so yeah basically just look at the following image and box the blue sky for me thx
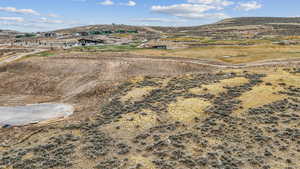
[0,0,299,32]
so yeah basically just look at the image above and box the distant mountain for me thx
[158,17,300,38]
[54,24,161,34]
[214,17,300,27]
[49,17,300,39]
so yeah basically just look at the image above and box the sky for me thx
[0,0,299,32]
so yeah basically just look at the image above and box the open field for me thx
[131,44,300,64]
[0,47,299,169]
[63,39,300,64]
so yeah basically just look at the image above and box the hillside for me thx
[54,24,160,34]
[164,17,300,38]
[214,17,300,27]
[51,17,300,39]
[204,17,300,36]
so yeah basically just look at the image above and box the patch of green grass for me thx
[20,51,55,60]
[35,51,55,57]
[202,39,218,44]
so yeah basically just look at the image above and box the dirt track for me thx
[89,53,300,68]
[0,48,46,66]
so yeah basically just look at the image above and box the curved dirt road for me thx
[0,49,47,66]
[73,53,300,69]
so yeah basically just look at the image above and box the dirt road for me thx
[69,53,300,69]
[0,49,46,66]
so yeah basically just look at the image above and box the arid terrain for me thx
[0,17,300,169]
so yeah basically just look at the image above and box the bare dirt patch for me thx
[0,51,214,121]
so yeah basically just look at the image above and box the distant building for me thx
[44,32,57,38]
[78,39,104,46]
[77,32,89,36]
[140,39,187,49]
[152,45,167,49]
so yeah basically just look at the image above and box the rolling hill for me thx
[184,17,300,37]
[51,17,300,39]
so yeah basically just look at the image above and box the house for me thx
[115,30,126,34]
[102,30,113,34]
[77,32,89,36]
[44,32,57,37]
[127,30,138,34]
[89,30,102,35]
[152,45,167,49]
[78,39,104,46]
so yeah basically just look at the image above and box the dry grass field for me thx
[131,44,300,64]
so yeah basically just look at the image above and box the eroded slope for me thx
[0,65,299,169]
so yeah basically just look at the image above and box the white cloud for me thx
[99,0,114,6]
[0,7,40,15]
[0,15,84,32]
[99,0,136,7]
[177,12,229,19]
[47,13,60,18]
[0,17,24,22]
[38,17,64,24]
[187,0,234,7]
[152,4,217,15]
[236,1,262,11]
[151,4,228,19]
[126,1,136,6]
